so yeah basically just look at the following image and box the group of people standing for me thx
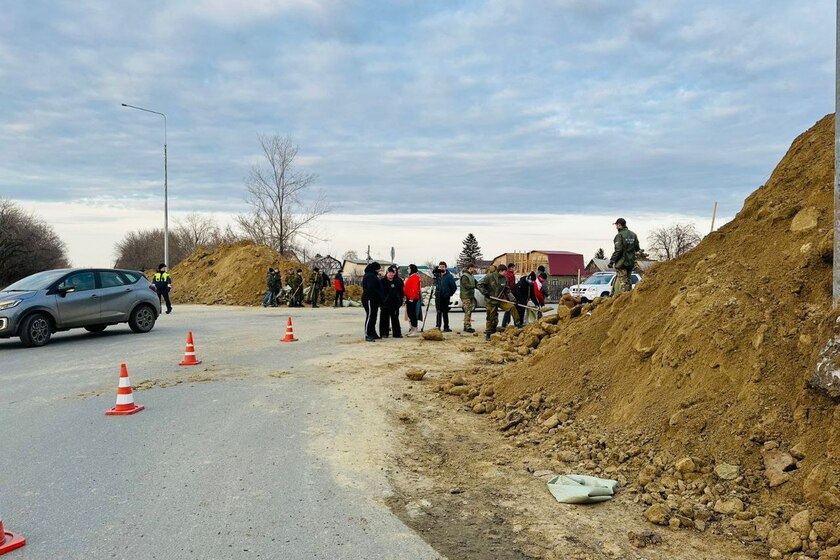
[359,261,470,342]
[361,262,406,341]
[262,267,347,308]
[359,259,555,342]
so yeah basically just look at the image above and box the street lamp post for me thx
[121,103,169,267]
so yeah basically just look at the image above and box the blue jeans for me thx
[262,291,274,306]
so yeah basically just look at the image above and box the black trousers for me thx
[379,306,402,337]
[334,290,344,307]
[436,299,450,329]
[363,299,379,339]
[406,299,418,328]
[159,290,172,312]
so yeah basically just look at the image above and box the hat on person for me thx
[614,218,627,226]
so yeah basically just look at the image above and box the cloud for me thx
[0,0,833,236]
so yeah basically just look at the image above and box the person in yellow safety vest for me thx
[153,263,173,314]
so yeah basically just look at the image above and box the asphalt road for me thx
[0,305,444,559]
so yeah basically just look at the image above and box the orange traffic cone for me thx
[281,317,298,343]
[178,332,202,366]
[0,514,25,555]
[105,364,144,416]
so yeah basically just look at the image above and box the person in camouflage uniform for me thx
[309,267,324,308]
[477,264,520,341]
[288,269,304,307]
[608,217,640,294]
[460,263,477,333]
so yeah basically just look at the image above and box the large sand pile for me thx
[168,241,305,306]
[463,115,839,556]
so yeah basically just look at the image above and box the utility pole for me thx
[835,0,840,307]
[710,201,718,234]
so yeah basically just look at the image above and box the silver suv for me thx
[0,268,161,347]
[569,271,640,302]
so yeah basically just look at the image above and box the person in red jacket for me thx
[333,270,346,307]
[533,272,547,306]
[403,264,422,336]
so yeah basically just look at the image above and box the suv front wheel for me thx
[20,313,52,347]
[129,304,156,333]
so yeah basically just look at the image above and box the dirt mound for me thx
[478,115,840,555]
[168,241,305,306]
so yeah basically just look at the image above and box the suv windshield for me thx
[582,274,614,285]
[3,269,71,291]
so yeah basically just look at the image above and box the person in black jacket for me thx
[361,262,383,342]
[262,268,276,307]
[379,265,404,338]
[434,261,457,332]
[319,270,330,305]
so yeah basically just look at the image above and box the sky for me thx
[0,0,834,266]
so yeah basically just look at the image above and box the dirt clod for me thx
[422,329,445,341]
[406,368,427,381]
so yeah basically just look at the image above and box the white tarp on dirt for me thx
[547,474,618,504]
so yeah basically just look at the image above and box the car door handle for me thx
[90,294,99,299]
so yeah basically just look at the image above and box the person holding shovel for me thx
[477,264,520,341]
[460,263,478,333]
[289,269,304,307]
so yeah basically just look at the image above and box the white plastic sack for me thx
[547,474,618,504]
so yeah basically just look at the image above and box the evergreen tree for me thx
[594,248,605,259]
[457,233,482,268]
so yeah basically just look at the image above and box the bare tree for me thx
[113,228,189,270]
[647,223,702,261]
[342,250,359,261]
[0,200,70,287]
[235,135,328,257]
[211,225,244,247]
[175,213,220,254]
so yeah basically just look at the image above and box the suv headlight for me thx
[0,299,22,310]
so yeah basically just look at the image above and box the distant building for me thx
[474,259,493,274]
[341,258,397,281]
[585,257,657,276]
[398,265,435,287]
[585,258,610,275]
[307,254,342,276]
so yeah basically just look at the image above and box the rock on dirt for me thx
[713,498,745,515]
[762,445,797,488]
[644,504,670,525]
[767,524,803,554]
[422,329,445,341]
[627,530,663,548]
[406,368,427,381]
[714,463,740,481]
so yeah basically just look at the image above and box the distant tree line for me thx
[113,214,242,271]
[0,199,70,287]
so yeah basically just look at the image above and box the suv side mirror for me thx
[57,286,76,297]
